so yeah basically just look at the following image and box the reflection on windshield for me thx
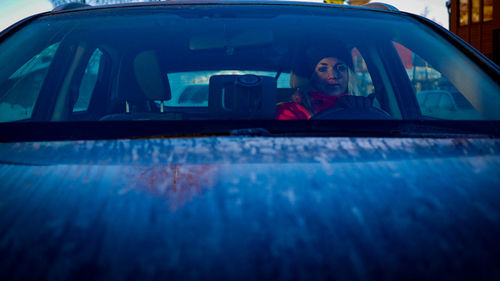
[166,71,290,107]
[0,5,498,124]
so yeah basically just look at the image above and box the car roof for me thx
[0,0,404,44]
[49,0,402,15]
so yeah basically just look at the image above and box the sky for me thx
[0,0,52,32]
[0,0,449,32]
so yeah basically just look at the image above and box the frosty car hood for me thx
[0,137,500,280]
[2,136,499,165]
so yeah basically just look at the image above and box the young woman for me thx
[276,47,356,120]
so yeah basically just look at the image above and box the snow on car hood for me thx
[0,137,500,280]
[1,136,499,165]
[0,136,499,210]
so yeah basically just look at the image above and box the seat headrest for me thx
[134,51,171,101]
[118,51,171,104]
[289,71,310,89]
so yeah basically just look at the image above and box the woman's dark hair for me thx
[294,44,353,77]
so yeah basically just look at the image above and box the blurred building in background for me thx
[447,0,499,64]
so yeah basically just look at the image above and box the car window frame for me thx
[70,46,114,121]
[376,38,422,120]
[353,43,401,118]
[31,35,82,121]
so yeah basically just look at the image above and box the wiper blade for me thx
[230,128,272,136]
[1,120,498,142]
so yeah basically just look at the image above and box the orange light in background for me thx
[484,0,493,22]
[459,0,469,26]
[324,0,345,4]
[472,0,480,23]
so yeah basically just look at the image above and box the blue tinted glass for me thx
[0,5,498,122]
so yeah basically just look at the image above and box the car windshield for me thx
[0,4,499,132]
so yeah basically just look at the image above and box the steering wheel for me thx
[311,106,393,120]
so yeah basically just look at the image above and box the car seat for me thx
[101,50,180,120]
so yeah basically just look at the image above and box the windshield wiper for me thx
[230,128,272,136]
[1,120,498,142]
[388,121,500,137]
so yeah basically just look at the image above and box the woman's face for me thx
[311,57,349,96]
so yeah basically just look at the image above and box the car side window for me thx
[73,49,103,113]
[0,42,60,122]
[393,42,483,120]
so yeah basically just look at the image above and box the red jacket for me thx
[275,91,349,120]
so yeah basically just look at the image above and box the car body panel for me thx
[1,137,499,280]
